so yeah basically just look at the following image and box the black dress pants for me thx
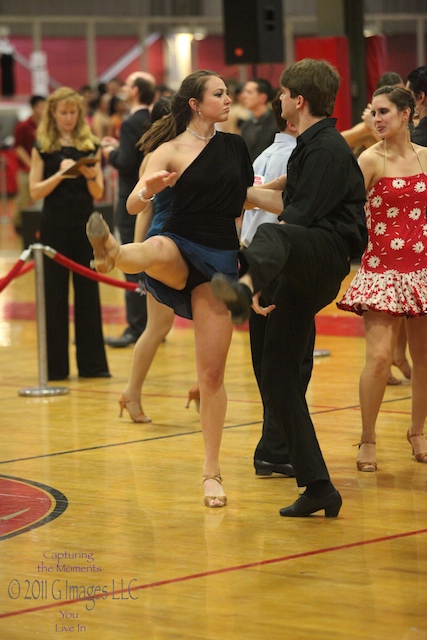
[250,278,315,464]
[41,221,110,380]
[118,222,147,338]
[240,223,350,487]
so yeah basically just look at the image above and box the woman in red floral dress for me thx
[338,86,427,471]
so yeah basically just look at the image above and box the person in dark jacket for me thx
[102,72,155,347]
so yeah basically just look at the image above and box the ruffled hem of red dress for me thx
[337,267,427,317]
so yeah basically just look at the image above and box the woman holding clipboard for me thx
[29,86,110,381]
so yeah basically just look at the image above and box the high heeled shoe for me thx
[203,474,227,508]
[118,394,151,424]
[407,430,427,463]
[86,212,116,273]
[185,383,200,413]
[356,441,377,472]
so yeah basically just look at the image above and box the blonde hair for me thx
[37,87,99,153]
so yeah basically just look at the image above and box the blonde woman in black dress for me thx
[30,87,109,381]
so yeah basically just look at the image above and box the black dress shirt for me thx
[279,118,367,260]
[411,116,427,147]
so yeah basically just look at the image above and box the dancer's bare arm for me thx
[244,186,284,213]
[127,143,178,215]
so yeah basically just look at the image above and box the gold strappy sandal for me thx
[407,431,427,463]
[356,441,377,472]
[203,474,227,508]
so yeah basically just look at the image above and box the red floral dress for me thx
[337,173,427,316]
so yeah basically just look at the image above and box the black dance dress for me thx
[145,131,253,319]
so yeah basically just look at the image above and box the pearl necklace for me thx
[186,126,216,142]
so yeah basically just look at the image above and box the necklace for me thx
[186,126,216,142]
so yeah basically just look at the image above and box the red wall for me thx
[295,36,352,131]
[3,32,424,103]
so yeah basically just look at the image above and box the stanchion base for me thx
[313,349,331,358]
[18,386,69,397]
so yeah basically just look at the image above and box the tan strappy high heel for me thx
[356,441,377,472]
[86,212,116,273]
[203,474,227,508]
[407,430,427,463]
[118,394,151,424]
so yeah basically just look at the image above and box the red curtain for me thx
[295,36,352,130]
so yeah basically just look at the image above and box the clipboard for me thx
[59,157,99,178]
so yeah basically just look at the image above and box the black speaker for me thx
[223,0,284,65]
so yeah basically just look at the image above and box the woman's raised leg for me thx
[86,212,189,288]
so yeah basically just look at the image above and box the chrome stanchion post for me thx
[19,244,69,397]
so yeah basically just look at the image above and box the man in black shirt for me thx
[212,58,367,518]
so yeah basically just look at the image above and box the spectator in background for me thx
[91,92,113,139]
[29,86,109,381]
[106,76,125,118]
[102,72,155,348]
[407,65,427,146]
[217,79,250,135]
[79,84,96,122]
[109,96,128,139]
[155,84,174,100]
[240,78,278,161]
[13,95,46,235]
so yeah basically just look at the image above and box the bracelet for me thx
[137,187,155,203]
[87,177,96,182]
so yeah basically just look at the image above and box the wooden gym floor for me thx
[0,200,426,640]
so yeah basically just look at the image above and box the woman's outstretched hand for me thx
[145,170,178,195]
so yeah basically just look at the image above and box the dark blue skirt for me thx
[144,232,238,320]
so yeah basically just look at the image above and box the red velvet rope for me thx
[17,262,35,277]
[51,251,138,291]
[0,246,138,293]
[0,258,28,293]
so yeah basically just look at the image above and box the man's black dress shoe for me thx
[105,331,137,348]
[279,489,342,518]
[254,459,295,477]
[211,274,252,324]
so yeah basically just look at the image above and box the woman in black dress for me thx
[30,86,110,381]
[87,70,253,507]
